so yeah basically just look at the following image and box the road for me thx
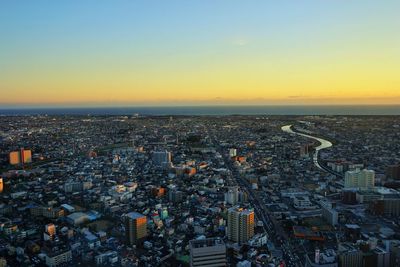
[207,129,302,267]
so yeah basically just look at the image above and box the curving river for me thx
[281,125,332,171]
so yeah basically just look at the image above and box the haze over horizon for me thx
[1,1,400,107]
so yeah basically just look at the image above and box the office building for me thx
[227,206,255,244]
[338,243,363,267]
[152,150,172,166]
[373,246,390,267]
[321,201,338,226]
[125,212,147,245]
[189,238,227,267]
[344,169,375,189]
[370,198,400,217]
[64,182,83,193]
[168,190,184,203]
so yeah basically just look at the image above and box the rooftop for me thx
[190,237,225,249]
[126,211,145,220]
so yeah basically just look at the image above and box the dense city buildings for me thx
[1,115,400,266]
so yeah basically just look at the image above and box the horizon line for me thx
[1,103,400,109]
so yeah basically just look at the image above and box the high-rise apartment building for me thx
[227,206,255,244]
[9,148,32,165]
[344,169,375,189]
[189,238,227,267]
[125,212,147,245]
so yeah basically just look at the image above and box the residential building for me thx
[227,207,255,244]
[125,212,147,245]
[344,169,375,189]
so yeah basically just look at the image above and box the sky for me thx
[1,0,400,107]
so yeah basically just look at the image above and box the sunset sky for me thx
[1,0,400,107]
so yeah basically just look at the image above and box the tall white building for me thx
[190,238,227,267]
[344,169,375,189]
[229,148,237,158]
[224,187,239,205]
[227,207,255,244]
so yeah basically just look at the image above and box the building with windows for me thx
[44,248,72,267]
[224,187,239,205]
[344,169,375,189]
[190,238,227,267]
[338,243,363,267]
[321,201,338,226]
[125,212,147,245]
[152,150,172,167]
[9,149,32,165]
[227,206,255,244]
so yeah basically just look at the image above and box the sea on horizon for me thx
[0,105,399,116]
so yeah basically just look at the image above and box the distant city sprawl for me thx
[0,115,400,267]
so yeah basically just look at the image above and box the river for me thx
[281,125,332,171]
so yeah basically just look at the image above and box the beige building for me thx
[345,169,375,189]
[227,206,255,244]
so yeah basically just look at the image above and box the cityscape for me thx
[1,115,400,266]
[1,1,400,266]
